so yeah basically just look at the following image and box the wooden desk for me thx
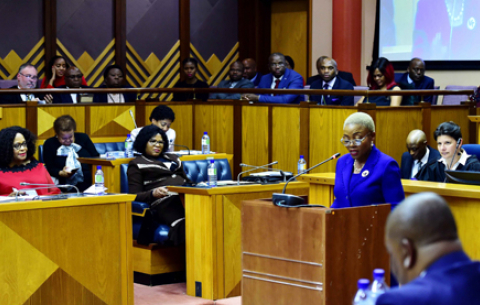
[299,173,480,259]
[167,182,309,300]
[0,194,136,305]
[78,153,233,193]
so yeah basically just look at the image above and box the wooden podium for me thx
[0,194,135,305]
[242,199,390,305]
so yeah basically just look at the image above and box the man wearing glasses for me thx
[0,63,53,104]
[52,66,91,103]
[242,52,304,104]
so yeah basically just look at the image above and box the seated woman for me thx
[332,112,405,209]
[92,64,137,103]
[40,55,88,88]
[127,125,189,245]
[357,57,402,106]
[0,126,60,196]
[416,121,480,182]
[43,115,99,192]
[172,58,209,101]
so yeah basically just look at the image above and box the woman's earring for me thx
[371,142,374,147]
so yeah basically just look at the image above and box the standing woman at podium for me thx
[331,112,404,209]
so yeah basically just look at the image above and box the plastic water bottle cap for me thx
[300,155,304,158]
[373,269,385,278]
[204,131,208,135]
[357,279,370,289]
[96,165,102,170]
[210,160,215,164]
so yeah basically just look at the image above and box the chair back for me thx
[304,85,310,102]
[442,85,476,105]
[354,86,369,105]
[183,158,232,183]
[463,144,480,161]
[0,79,18,89]
[94,142,125,154]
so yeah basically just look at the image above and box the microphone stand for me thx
[17,183,80,201]
[172,143,191,155]
[237,161,279,185]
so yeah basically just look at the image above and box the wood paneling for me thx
[0,107,26,130]
[242,106,269,173]
[37,106,86,139]
[88,104,136,137]
[430,106,470,145]
[272,107,301,173]
[194,104,234,153]
[271,0,309,79]
[133,246,185,275]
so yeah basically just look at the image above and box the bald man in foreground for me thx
[376,193,480,305]
[400,130,440,179]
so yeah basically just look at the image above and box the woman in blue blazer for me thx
[332,112,405,209]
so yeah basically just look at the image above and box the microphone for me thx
[172,143,191,155]
[272,153,341,208]
[17,183,80,201]
[129,110,137,129]
[237,161,279,185]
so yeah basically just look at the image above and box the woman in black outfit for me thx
[172,58,209,101]
[43,115,99,191]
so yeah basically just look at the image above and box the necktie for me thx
[274,79,281,96]
[322,83,329,105]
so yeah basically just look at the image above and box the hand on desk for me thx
[152,186,169,198]
[242,94,259,102]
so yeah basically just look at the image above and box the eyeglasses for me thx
[340,134,369,147]
[148,140,164,146]
[13,141,28,150]
[67,75,83,79]
[269,63,285,68]
[19,73,38,81]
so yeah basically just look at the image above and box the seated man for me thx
[0,63,52,104]
[210,61,254,100]
[307,56,356,86]
[243,52,303,104]
[53,66,91,103]
[401,129,440,179]
[377,192,480,305]
[396,58,435,103]
[310,57,354,106]
[130,105,176,151]
[242,58,263,87]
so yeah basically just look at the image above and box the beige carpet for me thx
[134,283,241,305]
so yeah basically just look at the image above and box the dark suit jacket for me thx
[257,69,304,104]
[307,71,356,86]
[210,78,254,100]
[400,146,441,179]
[416,154,480,182]
[332,146,405,209]
[377,251,480,305]
[310,76,354,106]
[92,84,137,103]
[52,85,91,104]
[397,72,435,103]
[0,86,45,104]
[248,72,263,87]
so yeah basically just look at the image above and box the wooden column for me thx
[179,0,190,81]
[43,0,57,64]
[114,0,127,69]
[25,102,38,135]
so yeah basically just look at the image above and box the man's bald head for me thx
[242,58,257,80]
[408,57,426,83]
[406,129,428,161]
[386,193,460,284]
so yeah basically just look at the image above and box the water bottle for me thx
[353,279,370,305]
[297,155,307,174]
[125,134,133,158]
[202,132,210,154]
[208,159,217,187]
[368,269,389,304]
[95,165,105,195]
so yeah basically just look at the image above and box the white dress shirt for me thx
[411,147,430,178]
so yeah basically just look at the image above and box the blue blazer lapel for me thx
[349,146,381,192]
[279,69,290,88]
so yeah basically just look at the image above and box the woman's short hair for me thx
[133,125,169,155]
[434,121,462,141]
[103,64,124,79]
[367,57,397,90]
[149,105,175,122]
[0,126,36,167]
[53,115,76,134]
[182,57,198,68]
[343,112,376,132]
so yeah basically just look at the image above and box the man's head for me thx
[242,58,257,80]
[385,193,461,285]
[406,129,428,161]
[268,53,286,78]
[317,57,338,82]
[64,67,84,88]
[17,64,38,89]
[407,58,426,83]
[229,61,244,82]
[149,105,175,132]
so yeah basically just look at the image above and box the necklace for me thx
[353,160,365,173]
[445,0,465,27]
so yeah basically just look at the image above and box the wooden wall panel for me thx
[271,107,301,174]
[88,105,136,137]
[375,108,423,165]
[430,106,470,145]
[194,104,234,154]
[0,107,26,130]
[309,107,355,173]
[145,104,193,149]
[37,106,86,139]
[241,106,269,172]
